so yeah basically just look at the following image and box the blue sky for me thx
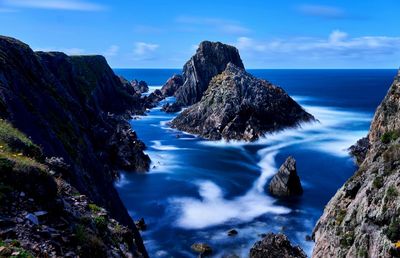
[0,0,399,68]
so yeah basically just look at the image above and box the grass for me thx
[88,203,101,213]
[381,130,400,144]
[0,240,34,258]
[94,216,107,232]
[335,208,347,226]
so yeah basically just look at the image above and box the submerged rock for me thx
[250,233,306,258]
[227,229,238,236]
[171,63,314,141]
[269,157,303,197]
[191,243,212,255]
[175,41,244,106]
[131,79,149,93]
[161,74,183,97]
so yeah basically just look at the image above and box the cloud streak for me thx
[1,0,106,11]
[133,42,159,61]
[176,16,250,35]
[234,30,400,68]
[103,45,119,57]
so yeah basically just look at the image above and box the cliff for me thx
[171,63,314,141]
[313,69,400,257]
[175,41,244,106]
[0,36,149,256]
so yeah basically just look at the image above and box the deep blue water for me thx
[113,69,396,257]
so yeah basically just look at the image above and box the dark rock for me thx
[161,102,182,113]
[175,41,244,106]
[171,63,314,141]
[0,36,148,256]
[348,137,370,165]
[135,218,147,231]
[191,243,212,255]
[250,233,307,258]
[305,235,312,241]
[25,214,39,225]
[143,89,165,109]
[131,79,149,93]
[269,157,303,197]
[161,74,183,97]
[227,229,238,236]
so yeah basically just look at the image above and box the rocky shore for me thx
[0,36,149,257]
[313,69,400,257]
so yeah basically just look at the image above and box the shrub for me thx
[340,231,355,247]
[387,186,399,201]
[94,216,107,232]
[386,218,400,241]
[381,131,400,144]
[373,176,384,189]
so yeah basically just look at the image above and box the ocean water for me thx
[113,69,396,257]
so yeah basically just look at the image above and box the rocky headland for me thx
[313,69,400,257]
[171,62,314,141]
[0,36,149,257]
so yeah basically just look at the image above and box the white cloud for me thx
[297,4,345,19]
[133,42,159,61]
[2,0,105,11]
[103,45,119,57]
[176,16,250,35]
[233,31,400,68]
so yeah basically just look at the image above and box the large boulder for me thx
[171,63,314,141]
[161,74,183,97]
[269,157,303,197]
[175,41,244,106]
[250,233,307,258]
[131,79,149,93]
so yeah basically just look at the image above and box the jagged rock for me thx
[175,41,244,106]
[191,243,212,255]
[143,89,165,109]
[227,229,238,236]
[161,74,183,97]
[269,157,303,197]
[135,218,147,231]
[161,102,182,113]
[250,233,306,258]
[131,79,149,93]
[313,68,400,258]
[349,137,370,165]
[171,63,314,141]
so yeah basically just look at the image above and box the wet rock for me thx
[191,243,212,255]
[250,233,306,258]
[161,74,183,97]
[25,213,39,225]
[348,137,370,165]
[227,229,238,236]
[175,41,244,106]
[135,218,147,231]
[162,102,182,113]
[172,64,314,141]
[131,79,149,93]
[144,89,165,109]
[269,157,303,197]
[305,235,312,241]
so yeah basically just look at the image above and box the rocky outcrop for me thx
[143,89,165,109]
[171,63,314,141]
[250,233,307,258]
[175,41,244,106]
[313,69,400,258]
[0,36,149,256]
[269,157,303,197]
[161,102,182,113]
[131,79,149,93]
[161,74,183,97]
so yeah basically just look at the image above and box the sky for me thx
[0,0,399,69]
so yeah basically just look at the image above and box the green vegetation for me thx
[381,130,400,144]
[88,203,101,212]
[94,216,108,232]
[373,176,384,189]
[386,218,400,241]
[336,208,347,226]
[0,240,34,258]
[340,231,355,247]
[386,185,398,201]
[73,224,106,258]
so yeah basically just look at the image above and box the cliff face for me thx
[171,63,314,141]
[0,36,149,256]
[175,41,244,106]
[313,70,400,258]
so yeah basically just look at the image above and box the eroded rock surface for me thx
[269,156,303,197]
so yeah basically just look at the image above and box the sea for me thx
[113,68,397,257]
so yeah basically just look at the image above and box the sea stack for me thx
[171,62,314,141]
[269,157,303,197]
[175,41,244,106]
